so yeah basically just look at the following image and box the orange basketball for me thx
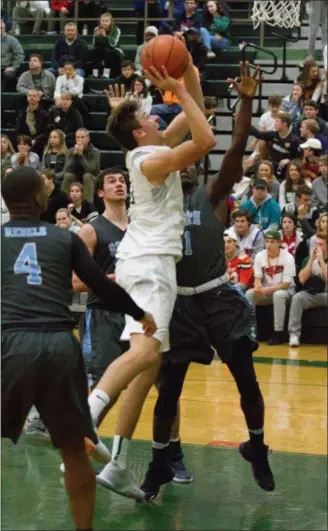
[141,35,189,80]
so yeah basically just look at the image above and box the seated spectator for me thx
[48,93,84,147]
[40,169,69,223]
[54,60,88,121]
[91,12,123,79]
[228,208,265,260]
[134,0,162,45]
[1,135,15,162]
[173,0,202,39]
[279,160,311,213]
[231,174,252,203]
[299,116,327,154]
[10,135,40,169]
[281,83,303,127]
[129,76,153,114]
[56,207,81,233]
[113,60,138,92]
[312,155,328,209]
[68,182,95,221]
[246,230,296,345]
[295,99,328,136]
[256,160,280,202]
[241,179,282,231]
[280,213,304,256]
[12,1,49,35]
[244,95,282,171]
[77,0,104,35]
[185,28,207,76]
[249,112,302,180]
[49,22,88,78]
[300,138,323,182]
[309,212,328,252]
[297,58,323,103]
[288,231,327,347]
[224,231,253,292]
[15,88,49,157]
[17,54,56,104]
[134,25,158,73]
[48,0,74,34]
[151,65,199,130]
[200,0,231,57]
[41,129,67,185]
[1,19,24,91]
[293,185,320,238]
[61,128,100,202]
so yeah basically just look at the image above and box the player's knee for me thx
[130,335,161,367]
[240,381,262,404]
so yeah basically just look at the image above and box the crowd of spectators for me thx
[1,0,328,347]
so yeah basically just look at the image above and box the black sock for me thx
[169,439,183,461]
[152,443,170,466]
[241,394,265,449]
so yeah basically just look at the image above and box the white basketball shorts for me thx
[115,255,177,352]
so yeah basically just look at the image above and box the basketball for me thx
[141,35,189,80]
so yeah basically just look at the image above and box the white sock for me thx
[111,435,130,469]
[103,68,110,78]
[152,441,169,449]
[88,389,110,425]
[169,437,180,443]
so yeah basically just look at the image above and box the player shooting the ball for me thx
[85,52,216,500]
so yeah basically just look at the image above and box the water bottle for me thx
[15,24,20,36]
[82,24,88,36]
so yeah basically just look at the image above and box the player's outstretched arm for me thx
[72,223,97,292]
[142,66,216,184]
[208,62,261,214]
[162,57,205,148]
[71,233,156,335]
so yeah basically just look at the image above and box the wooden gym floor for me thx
[2,343,327,530]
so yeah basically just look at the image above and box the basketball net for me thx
[251,0,302,29]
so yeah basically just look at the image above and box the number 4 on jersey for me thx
[14,242,42,286]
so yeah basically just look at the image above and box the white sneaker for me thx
[289,334,300,347]
[207,50,216,59]
[85,436,111,464]
[25,417,50,440]
[96,461,145,501]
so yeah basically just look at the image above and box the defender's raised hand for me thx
[227,61,262,98]
[104,83,126,108]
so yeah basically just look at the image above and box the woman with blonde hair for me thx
[256,160,280,202]
[297,58,323,103]
[41,129,67,186]
[91,12,123,79]
[1,135,15,161]
[309,212,328,251]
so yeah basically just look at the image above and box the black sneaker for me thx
[267,331,284,346]
[239,440,275,492]
[140,462,174,502]
[171,458,193,483]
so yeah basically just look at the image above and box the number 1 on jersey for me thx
[14,242,42,286]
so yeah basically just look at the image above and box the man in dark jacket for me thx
[48,93,84,147]
[173,0,202,35]
[49,22,88,77]
[16,89,49,157]
[40,169,70,224]
[61,128,100,202]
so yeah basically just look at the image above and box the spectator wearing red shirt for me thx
[224,231,254,292]
[48,0,74,34]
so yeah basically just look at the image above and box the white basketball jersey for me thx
[116,145,185,261]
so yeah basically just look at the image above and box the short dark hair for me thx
[29,54,44,64]
[204,96,217,109]
[17,135,32,147]
[64,60,74,67]
[41,169,55,181]
[268,95,282,106]
[277,112,291,127]
[2,167,43,208]
[303,99,319,110]
[106,100,140,151]
[232,208,252,223]
[96,167,128,193]
[296,184,312,198]
[281,212,297,227]
[121,60,135,70]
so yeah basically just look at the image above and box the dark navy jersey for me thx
[177,185,227,287]
[1,219,144,331]
[87,215,126,309]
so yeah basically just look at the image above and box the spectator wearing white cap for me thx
[224,231,254,293]
[246,230,296,346]
[134,25,158,73]
[300,137,323,183]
